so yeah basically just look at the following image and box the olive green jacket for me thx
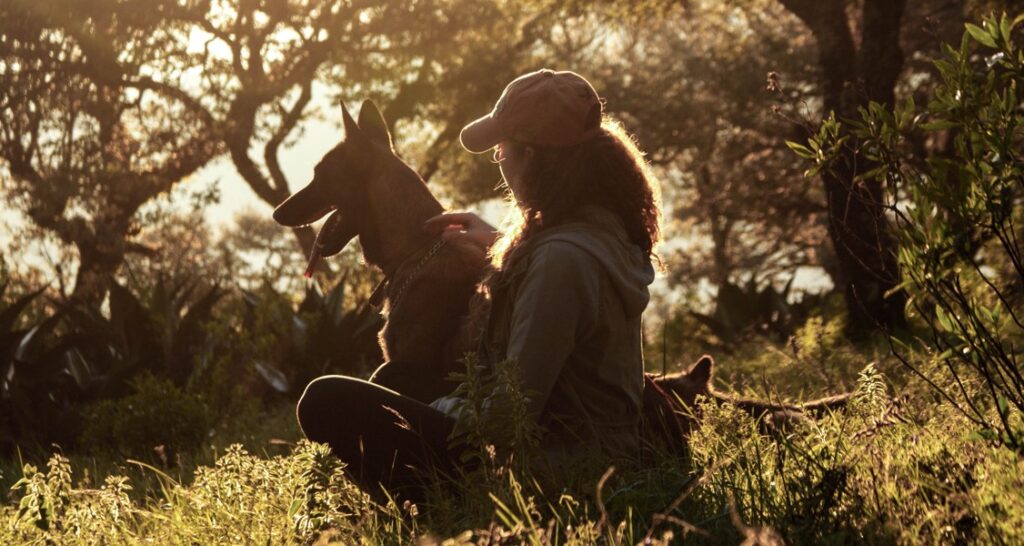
[477,206,655,458]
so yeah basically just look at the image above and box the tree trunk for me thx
[779,0,909,336]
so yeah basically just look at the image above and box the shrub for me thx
[2,442,382,545]
[79,373,211,462]
[797,13,1024,451]
[5,454,135,542]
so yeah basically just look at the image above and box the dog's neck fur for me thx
[359,161,445,276]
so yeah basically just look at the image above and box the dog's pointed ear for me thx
[341,103,364,143]
[357,100,392,149]
[688,355,714,386]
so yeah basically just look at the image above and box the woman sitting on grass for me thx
[296,69,661,501]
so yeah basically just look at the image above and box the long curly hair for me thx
[490,116,662,270]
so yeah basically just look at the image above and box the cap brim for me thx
[459,114,507,154]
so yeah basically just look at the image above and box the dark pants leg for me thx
[295,375,459,502]
[369,360,457,404]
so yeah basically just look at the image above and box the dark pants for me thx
[295,360,461,502]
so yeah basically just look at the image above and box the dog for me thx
[273,100,487,400]
[642,355,853,452]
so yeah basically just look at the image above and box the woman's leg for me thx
[296,375,460,501]
[369,360,456,403]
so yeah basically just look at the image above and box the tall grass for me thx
[3,323,1023,544]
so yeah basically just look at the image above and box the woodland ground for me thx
[2,312,1022,545]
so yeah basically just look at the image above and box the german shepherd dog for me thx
[273,100,485,400]
[273,100,850,450]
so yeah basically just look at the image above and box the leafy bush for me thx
[2,442,383,545]
[0,276,224,452]
[64,277,224,392]
[7,454,134,541]
[798,13,1024,450]
[690,276,831,347]
[236,279,383,397]
[78,373,211,462]
[0,286,86,452]
[446,354,541,471]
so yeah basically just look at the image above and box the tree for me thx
[157,0,474,259]
[1,0,541,297]
[772,0,913,335]
[0,0,220,306]
[597,2,830,292]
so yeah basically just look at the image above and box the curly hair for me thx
[490,117,662,270]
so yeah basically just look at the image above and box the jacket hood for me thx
[531,206,655,318]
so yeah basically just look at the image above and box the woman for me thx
[296,69,660,500]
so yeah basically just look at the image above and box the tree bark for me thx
[778,0,909,335]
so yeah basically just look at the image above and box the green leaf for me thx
[966,23,997,48]
[920,119,959,131]
[997,394,1010,417]
[999,13,1011,44]
[935,306,955,332]
[288,497,302,518]
[785,140,815,159]
[1013,13,1024,33]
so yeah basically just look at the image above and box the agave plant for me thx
[0,284,85,452]
[691,275,829,347]
[243,277,383,397]
[59,276,224,395]
[0,277,225,453]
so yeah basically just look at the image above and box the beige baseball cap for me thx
[459,69,603,153]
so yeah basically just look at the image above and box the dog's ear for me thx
[357,100,392,149]
[687,355,714,386]
[342,102,366,144]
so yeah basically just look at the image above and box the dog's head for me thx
[659,355,715,409]
[272,100,398,271]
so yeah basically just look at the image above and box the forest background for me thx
[1,0,1023,544]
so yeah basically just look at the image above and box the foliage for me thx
[237,280,383,397]
[445,354,542,472]
[689,276,830,347]
[3,343,1024,544]
[0,276,225,452]
[799,13,1024,451]
[0,271,386,453]
[2,442,383,545]
[78,372,211,462]
[8,454,134,540]
[0,288,85,452]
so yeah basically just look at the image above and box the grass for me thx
[2,320,1023,545]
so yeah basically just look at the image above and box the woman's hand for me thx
[424,211,500,252]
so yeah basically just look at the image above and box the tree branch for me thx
[264,79,312,195]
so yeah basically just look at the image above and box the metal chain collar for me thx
[386,237,447,316]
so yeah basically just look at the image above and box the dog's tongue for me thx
[304,212,341,278]
[303,246,322,278]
